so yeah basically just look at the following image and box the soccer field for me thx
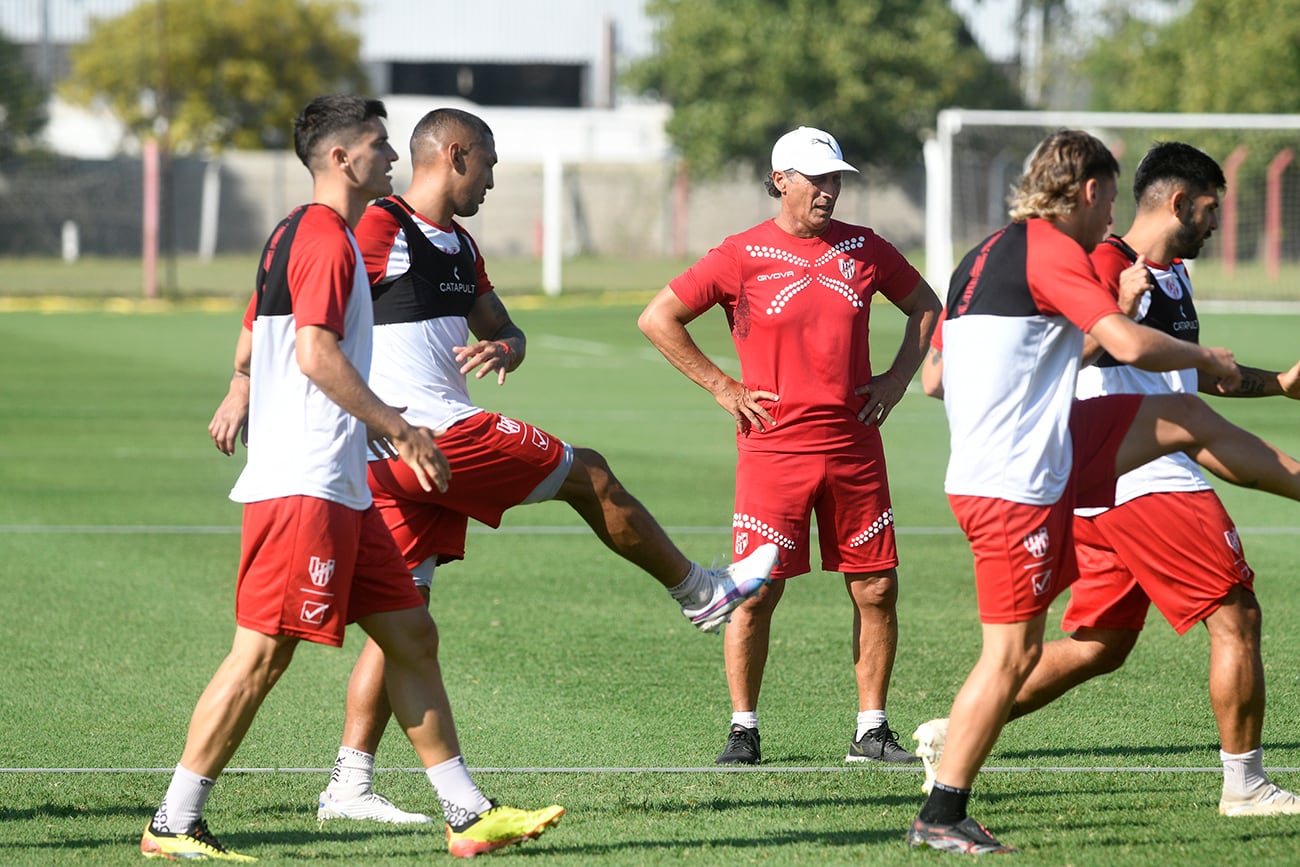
[3,304,1300,865]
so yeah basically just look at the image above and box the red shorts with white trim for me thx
[732,447,897,580]
[235,496,422,647]
[1064,490,1255,635]
[368,411,566,570]
[949,394,1143,624]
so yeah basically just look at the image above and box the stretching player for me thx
[211,107,776,825]
[913,141,1300,819]
[908,129,1300,855]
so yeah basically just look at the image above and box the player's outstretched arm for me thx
[209,326,253,455]
[638,286,779,436]
[296,324,450,492]
[1199,358,1300,398]
[1089,313,1240,391]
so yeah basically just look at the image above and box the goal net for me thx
[924,109,1300,303]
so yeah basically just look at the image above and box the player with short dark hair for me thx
[212,105,778,827]
[154,94,563,862]
[914,140,1300,819]
[910,129,1300,855]
[639,125,943,768]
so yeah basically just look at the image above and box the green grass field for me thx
[3,302,1300,865]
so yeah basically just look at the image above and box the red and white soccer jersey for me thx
[940,218,1123,505]
[668,218,921,454]
[1076,240,1211,514]
[354,196,494,435]
[230,203,375,510]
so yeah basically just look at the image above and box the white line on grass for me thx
[4,524,1299,536]
[6,765,1300,774]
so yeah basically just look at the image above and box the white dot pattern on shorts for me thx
[848,508,894,547]
[733,513,797,550]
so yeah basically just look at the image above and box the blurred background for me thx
[1,0,1297,300]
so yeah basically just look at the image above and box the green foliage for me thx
[625,0,1023,176]
[0,32,47,157]
[60,0,367,154]
[1087,0,1300,114]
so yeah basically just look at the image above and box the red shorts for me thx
[1064,490,1255,635]
[950,394,1143,624]
[732,447,897,579]
[235,496,423,647]
[368,411,566,569]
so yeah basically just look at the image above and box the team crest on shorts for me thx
[1224,527,1242,555]
[734,532,750,557]
[308,556,335,587]
[496,416,522,436]
[1022,526,1050,559]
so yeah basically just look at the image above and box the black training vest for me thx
[1094,234,1200,368]
[369,196,480,326]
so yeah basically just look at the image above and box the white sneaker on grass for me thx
[1219,782,1300,816]
[682,543,779,633]
[912,717,949,795]
[317,789,434,824]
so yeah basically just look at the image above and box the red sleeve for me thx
[867,232,923,304]
[1088,241,1130,299]
[286,207,356,338]
[669,241,740,314]
[241,289,256,329]
[353,204,402,287]
[1025,220,1121,333]
[455,222,495,296]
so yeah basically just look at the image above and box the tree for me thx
[61,0,367,154]
[0,32,48,158]
[625,0,1022,176]
[1085,0,1300,114]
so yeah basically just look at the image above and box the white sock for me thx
[731,711,759,731]
[426,756,493,829]
[1221,747,1268,797]
[326,746,375,800]
[856,710,888,740]
[668,562,711,605]
[152,764,215,833]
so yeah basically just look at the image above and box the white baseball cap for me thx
[770,126,858,175]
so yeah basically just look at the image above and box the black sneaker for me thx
[846,723,920,764]
[906,815,1016,855]
[715,725,760,764]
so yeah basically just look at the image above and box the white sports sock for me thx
[731,711,759,730]
[668,562,711,605]
[1221,747,1268,797]
[326,746,375,800]
[855,709,887,740]
[152,764,215,833]
[426,756,493,828]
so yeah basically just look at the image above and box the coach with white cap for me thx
[639,125,942,767]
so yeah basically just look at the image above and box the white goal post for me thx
[924,109,1300,301]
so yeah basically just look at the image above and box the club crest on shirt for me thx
[1159,272,1183,300]
[839,257,855,282]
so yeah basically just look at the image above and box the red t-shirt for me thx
[670,218,920,453]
